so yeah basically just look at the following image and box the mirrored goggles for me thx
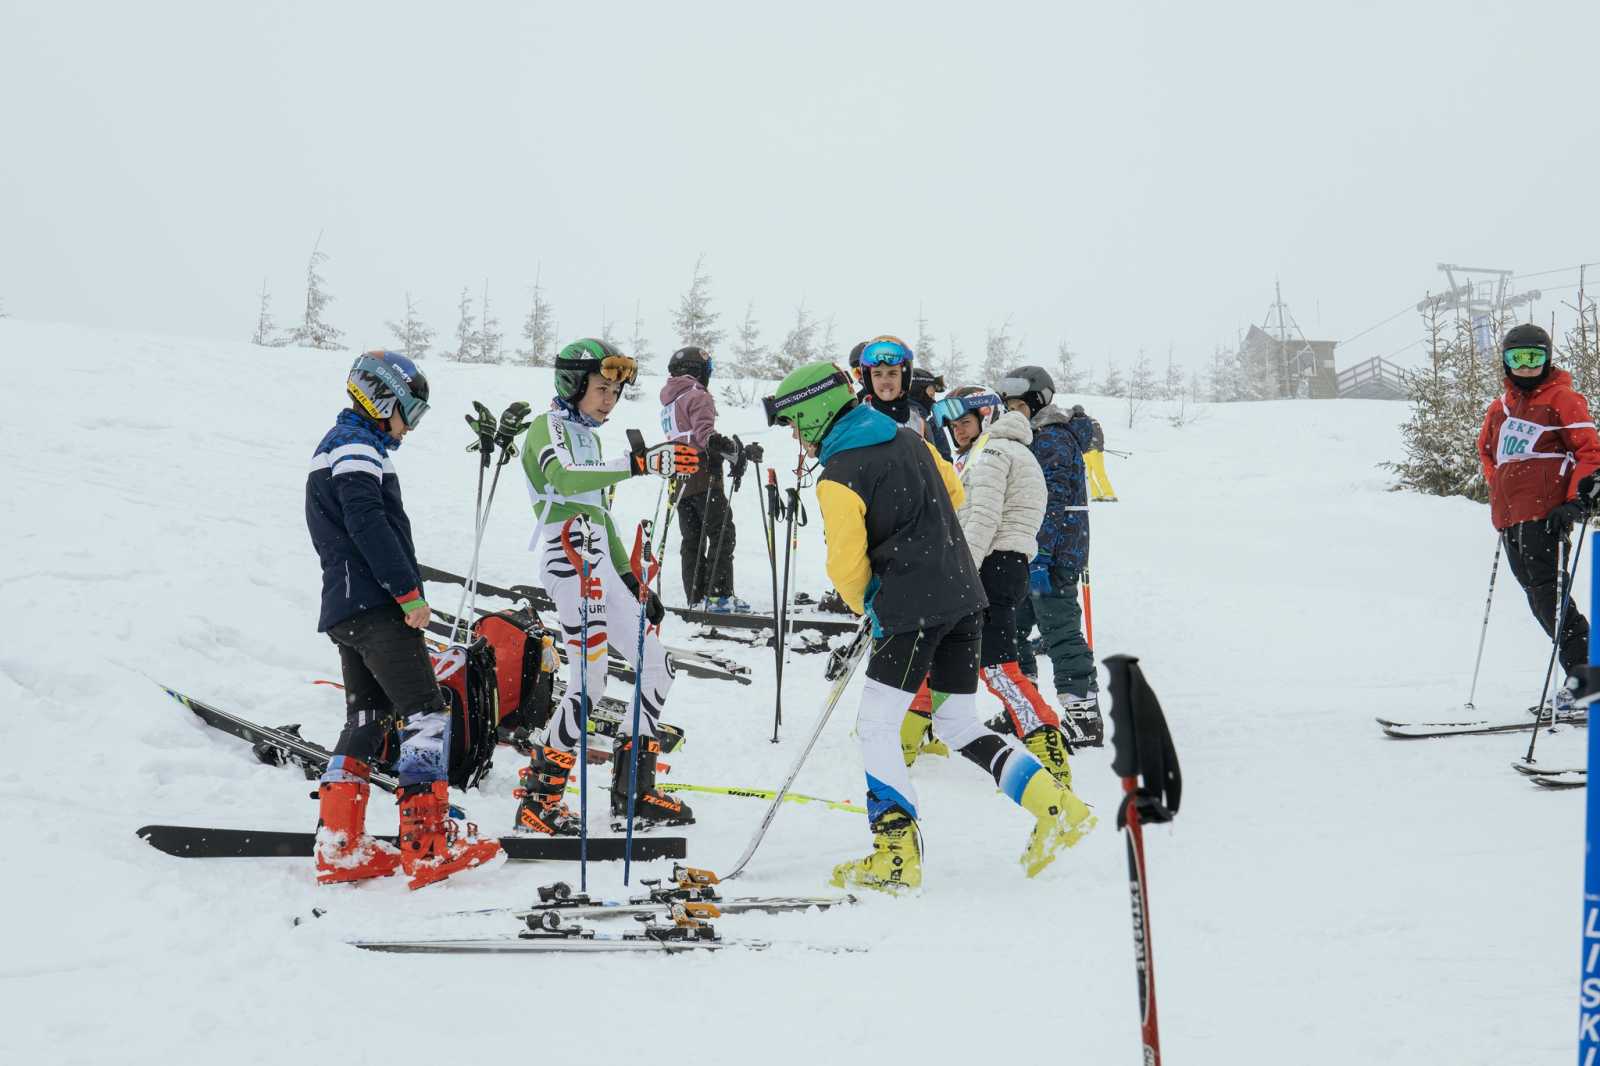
[1503,346,1548,370]
[859,338,911,368]
[599,354,639,386]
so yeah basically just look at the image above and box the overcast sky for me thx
[3,0,1597,376]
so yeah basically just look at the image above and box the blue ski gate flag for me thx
[1584,527,1600,1064]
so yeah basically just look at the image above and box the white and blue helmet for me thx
[347,350,430,427]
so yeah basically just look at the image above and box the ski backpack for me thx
[427,638,499,791]
[471,608,559,737]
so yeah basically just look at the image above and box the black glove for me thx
[495,401,533,451]
[706,432,736,459]
[464,401,496,456]
[1580,474,1600,506]
[1547,500,1587,531]
[742,441,764,464]
[621,573,665,626]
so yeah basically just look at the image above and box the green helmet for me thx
[554,338,637,402]
[764,361,857,446]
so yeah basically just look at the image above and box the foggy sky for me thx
[3,0,1597,377]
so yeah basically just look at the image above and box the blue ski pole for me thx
[623,521,659,885]
[558,517,596,892]
[1579,524,1600,1063]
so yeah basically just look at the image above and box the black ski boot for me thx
[610,736,694,827]
[513,745,582,836]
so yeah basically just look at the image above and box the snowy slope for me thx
[0,317,1586,1065]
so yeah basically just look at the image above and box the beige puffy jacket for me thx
[952,409,1047,568]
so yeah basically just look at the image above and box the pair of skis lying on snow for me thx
[1376,707,1589,788]
[318,876,858,954]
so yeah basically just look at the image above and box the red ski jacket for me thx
[1476,368,1600,530]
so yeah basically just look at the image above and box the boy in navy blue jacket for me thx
[306,351,500,889]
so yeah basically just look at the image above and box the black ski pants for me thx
[677,482,736,604]
[1503,518,1590,675]
[325,605,444,772]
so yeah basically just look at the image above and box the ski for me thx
[1377,711,1587,739]
[1531,772,1588,790]
[1511,762,1587,778]
[658,781,864,814]
[431,878,855,923]
[136,824,687,861]
[421,563,856,637]
[351,924,756,954]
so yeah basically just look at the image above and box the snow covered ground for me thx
[1,317,1587,1064]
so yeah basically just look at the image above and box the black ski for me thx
[136,824,686,861]
[1376,711,1588,740]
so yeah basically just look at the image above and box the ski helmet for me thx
[764,361,858,447]
[855,335,914,398]
[347,350,430,428]
[554,338,637,402]
[1502,323,1553,390]
[996,365,1055,416]
[909,367,945,409]
[668,346,714,386]
[930,386,1002,434]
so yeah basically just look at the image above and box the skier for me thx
[513,338,701,836]
[848,335,941,448]
[996,366,1101,746]
[909,366,951,461]
[929,386,1076,787]
[1068,404,1118,502]
[1476,323,1600,707]
[307,350,502,888]
[763,358,1095,891]
[659,345,763,612]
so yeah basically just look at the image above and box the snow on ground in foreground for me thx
[0,317,1587,1064]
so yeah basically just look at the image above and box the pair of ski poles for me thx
[451,401,532,644]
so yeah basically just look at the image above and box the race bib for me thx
[1496,416,1546,464]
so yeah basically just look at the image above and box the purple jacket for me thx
[660,375,720,496]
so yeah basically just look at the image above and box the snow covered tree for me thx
[628,300,653,371]
[980,317,1017,384]
[449,287,478,363]
[251,278,286,347]
[518,271,558,367]
[1126,350,1158,427]
[939,332,967,385]
[730,301,766,379]
[915,308,938,371]
[1161,347,1184,401]
[774,303,820,376]
[1386,301,1491,500]
[288,235,344,350]
[1206,343,1247,402]
[1054,342,1088,393]
[385,292,434,361]
[1560,271,1600,400]
[819,315,840,364]
[1102,360,1126,398]
[600,309,621,351]
[0,297,7,318]
[477,282,503,364]
[673,254,724,350]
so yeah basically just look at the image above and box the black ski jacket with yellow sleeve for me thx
[814,404,986,636]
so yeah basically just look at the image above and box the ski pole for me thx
[760,468,784,742]
[451,402,497,643]
[558,517,598,891]
[1082,569,1095,651]
[1464,539,1502,711]
[652,478,681,598]
[623,522,660,885]
[460,402,531,636]
[1524,518,1589,766]
[696,618,872,884]
[1104,654,1182,1066]
[703,453,744,608]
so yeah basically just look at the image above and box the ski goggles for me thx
[350,354,430,427]
[930,391,1001,428]
[1503,346,1549,370]
[597,354,639,386]
[859,337,912,368]
[763,369,853,426]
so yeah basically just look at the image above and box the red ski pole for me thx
[1104,654,1182,1066]
[1082,569,1095,650]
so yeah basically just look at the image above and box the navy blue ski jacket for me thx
[1029,404,1090,575]
[306,410,424,631]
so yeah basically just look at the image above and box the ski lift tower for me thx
[1260,281,1326,398]
[1416,264,1542,361]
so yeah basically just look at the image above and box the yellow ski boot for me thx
[1022,725,1073,789]
[830,812,922,892]
[900,709,949,766]
[1018,771,1095,878]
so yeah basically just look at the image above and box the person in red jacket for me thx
[1476,323,1600,707]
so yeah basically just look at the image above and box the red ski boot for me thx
[315,780,402,885]
[397,781,502,890]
